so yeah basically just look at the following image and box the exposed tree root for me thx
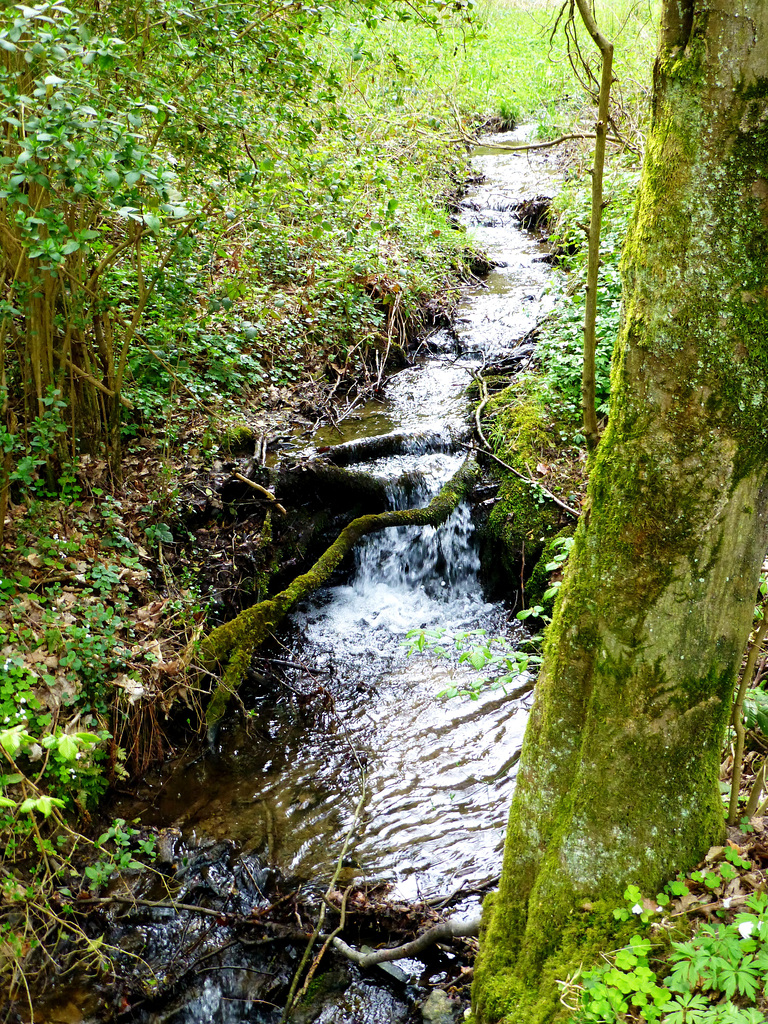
[198,457,480,729]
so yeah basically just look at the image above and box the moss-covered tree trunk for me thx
[473,4,768,1021]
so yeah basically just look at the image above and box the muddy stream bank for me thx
[52,129,563,1024]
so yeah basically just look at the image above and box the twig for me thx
[744,760,767,818]
[254,656,332,674]
[469,378,579,518]
[132,331,207,410]
[293,884,353,1006]
[460,131,636,155]
[63,360,134,409]
[669,893,752,919]
[729,611,768,824]
[233,472,287,514]
[462,438,578,517]
[425,874,501,911]
[71,895,225,918]
[282,774,367,1020]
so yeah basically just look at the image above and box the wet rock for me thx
[421,988,459,1023]
[290,964,352,1024]
[154,826,183,866]
[468,253,496,276]
[512,193,553,236]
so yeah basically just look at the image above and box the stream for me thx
[48,129,562,1024]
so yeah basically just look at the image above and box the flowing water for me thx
[87,129,562,1024]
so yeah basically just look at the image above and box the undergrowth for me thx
[537,158,642,441]
[565,865,768,1024]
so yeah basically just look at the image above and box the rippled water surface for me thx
[105,128,562,1023]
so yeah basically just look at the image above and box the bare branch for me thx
[332,915,480,968]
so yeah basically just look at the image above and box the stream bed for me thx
[53,129,562,1024]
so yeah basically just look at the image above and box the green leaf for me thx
[467,650,487,671]
[668,879,689,897]
[35,795,65,818]
[661,991,709,1024]
[1,725,27,757]
[57,734,79,760]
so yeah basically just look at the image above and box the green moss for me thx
[475,894,639,1024]
[486,378,551,467]
[613,70,768,488]
[525,525,575,608]
[481,383,570,601]
[659,29,706,86]
[485,475,562,597]
[218,422,256,455]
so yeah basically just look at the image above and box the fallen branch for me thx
[71,895,224,918]
[332,915,480,968]
[318,427,469,466]
[275,462,391,508]
[460,130,636,155]
[198,456,480,728]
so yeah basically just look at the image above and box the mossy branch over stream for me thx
[199,456,480,728]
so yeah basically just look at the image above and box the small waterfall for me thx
[305,458,487,641]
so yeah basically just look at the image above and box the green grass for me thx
[320,0,660,135]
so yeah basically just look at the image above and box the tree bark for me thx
[473,3,768,1021]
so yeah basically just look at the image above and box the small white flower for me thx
[738,921,755,939]
[631,903,644,915]
[722,897,732,909]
